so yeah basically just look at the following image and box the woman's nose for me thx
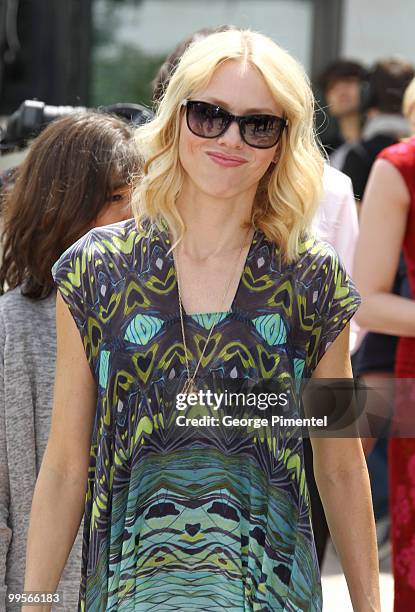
[217,120,243,148]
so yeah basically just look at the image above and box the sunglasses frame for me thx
[182,99,288,149]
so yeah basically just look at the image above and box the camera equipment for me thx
[0,99,154,152]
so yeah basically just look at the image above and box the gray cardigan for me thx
[0,288,83,610]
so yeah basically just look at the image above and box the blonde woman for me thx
[23,30,379,611]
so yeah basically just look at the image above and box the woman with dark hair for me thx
[0,111,140,609]
[0,112,139,298]
[24,30,378,611]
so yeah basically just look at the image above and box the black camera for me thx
[0,100,154,152]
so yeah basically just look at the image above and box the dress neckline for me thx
[154,220,260,318]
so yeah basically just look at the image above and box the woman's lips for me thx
[206,151,248,167]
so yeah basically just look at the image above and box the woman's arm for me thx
[22,293,96,611]
[353,158,415,336]
[310,324,380,612]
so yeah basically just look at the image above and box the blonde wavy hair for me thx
[132,28,325,263]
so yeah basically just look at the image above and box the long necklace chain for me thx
[175,227,254,395]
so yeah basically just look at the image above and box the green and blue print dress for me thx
[52,218,361,611]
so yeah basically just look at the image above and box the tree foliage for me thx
[92,44,164,107]
[91,0,163,107]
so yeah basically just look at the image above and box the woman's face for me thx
[93,184,133,227]
[178,59,284,201]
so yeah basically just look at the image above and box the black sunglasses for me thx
[182,99,288,149]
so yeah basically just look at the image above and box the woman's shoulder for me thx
[377,137,415,192]
[51,217,144,279]
[297,233,361,313]
[60,217,139,255]
[84,217,141,247]
[51,217,155,322]
[262,231,345,287]
[292,231,361,301]
[295,233,342,279]
[377,136,415,162]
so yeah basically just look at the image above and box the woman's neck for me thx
[175,183,255,260]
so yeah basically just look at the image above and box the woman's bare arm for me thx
[353,158,415,336]
[22,293,96,611]
[310,324,380,611]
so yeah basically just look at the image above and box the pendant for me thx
[181,378,198,396]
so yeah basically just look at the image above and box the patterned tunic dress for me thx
[52,218,361,611]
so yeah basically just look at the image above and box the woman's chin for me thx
[200,183,247,201]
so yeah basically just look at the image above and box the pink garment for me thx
[313,164,362,353]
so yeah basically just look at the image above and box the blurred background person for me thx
[318,59,369,169]
[0,111,141,609]
[348,59,414,563]
[314,166,358,286]
[353,78,415,610]
[342,57,414,201]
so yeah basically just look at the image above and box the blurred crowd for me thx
[1,27,415,611]
[317,55,415,611]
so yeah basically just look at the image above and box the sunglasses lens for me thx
[185,101,286,148]
[187,102,228,138]
[242,116,283,148]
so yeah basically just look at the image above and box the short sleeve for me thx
[305,242,362,375]
[51,229,98,366]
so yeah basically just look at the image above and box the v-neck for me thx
[156,222,259,318]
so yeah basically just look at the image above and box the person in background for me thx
[0,111,141,610]
[315,166,358,288]
[318,59,369,168]
[346,59,414,562]
[342,57,414,201]
[353,81,415,609]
